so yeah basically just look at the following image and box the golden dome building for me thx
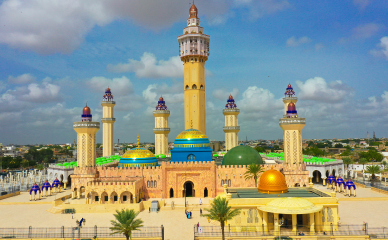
[119,136,158,168]
[218,168,339,235]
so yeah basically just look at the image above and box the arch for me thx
[221,180,224,186]
[120,191,132,204]
[150,181,153,188]
[154,180,157,188]
[294,183,300,187]
[228,179,231,187]
[332,169,336,177]
[326,170,330,178]
[192,84,197,89]
[187,154,196,161]
[186,85,189,90]
[184,181,194,197]
[200,85,204,89]
[67,175,72,185]
[204,187,208,197]
[110,191,118,203]
[101,191,108,204]
[49,172,53,181]
[80,186,86,198]
[313,170,322,184]
[60,174,64,183]
[90,191,99,203]
[169,188,174,198]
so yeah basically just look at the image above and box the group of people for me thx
[185,210,193,219]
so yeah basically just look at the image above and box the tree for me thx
[365,165,381,184]
[244,163,264,187]
[21,159,29,169]
[342,157,354,178]
[110,209,144,240]
[202,197,241,240]
[334,143,344,148]
[36,164,44,171]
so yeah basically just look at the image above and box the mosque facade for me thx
[70,2,310,204]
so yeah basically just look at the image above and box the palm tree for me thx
[342,157,354,178]
[110,209,144,240]
[358,158,368,181]
[244,163,264,187]
[202,197,241,240]
[365,165,381,186]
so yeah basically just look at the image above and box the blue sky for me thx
[0,0,388,145]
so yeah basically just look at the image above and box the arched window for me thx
[154,180,157,188]
[150,181,153,188]
[192,84,197,89]
[200,85,203,89]
[147,181,150,188]
[195,58,197,62]
[228,179,231,187]
[187,154,195,160]
[186,85,189,90]
[221,180,224,186]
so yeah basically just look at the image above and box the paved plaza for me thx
[1,186,388,240]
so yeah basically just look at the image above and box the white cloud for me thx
[239,86,283,112]
[370,36,388,60]
[0,0,290,54]
[86,76,134,96]
[8,73,36,84]
[107,53,183,79]
[142,82,183,106]
[212,88,239,101]
[296,77,353,103]
[286,36,312,47]
[315,43,324,51]
[352,23,382,39]
[353,0,370,10]
[5,82,62,103]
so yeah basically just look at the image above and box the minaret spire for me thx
[137,134,140,147]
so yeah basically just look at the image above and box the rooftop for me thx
[228,187,330,199]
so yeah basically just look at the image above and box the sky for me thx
[0,0,388,145]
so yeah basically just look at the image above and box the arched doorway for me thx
[326,170,330,178]
[170,188,174,198]
[313,170,322,183]
[204,187,208,197]
[332,169,336,177]
[184,181,194,197]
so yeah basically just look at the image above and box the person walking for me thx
[200,208,202,215]
[199,198,202,205]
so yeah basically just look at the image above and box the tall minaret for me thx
[279,84,306,165]
[153,96,170,155]
[73,104,100,167]
[223,95,240,151]
[178,1,210,134]
[101,87,116,157]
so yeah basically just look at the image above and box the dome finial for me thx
[137,134,140,147]
[190,120,193,129]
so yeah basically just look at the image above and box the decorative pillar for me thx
[292,214,297,234]
[263,212,268,233]
[64,182,67,190]
[77,190,81,199]
[314,212,319,233]
[223,95,240,151]
[310,177,312,183]
[309,213,315,234]
[274,213,279,235]
[323,178,326,186]
[153,97,170,156]
[101,87,116,157]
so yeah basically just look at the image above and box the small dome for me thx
[176,128,208,140]
[258,168,288,194]
[222,145,263,166]
[189,1,198,18]
[83,105,91,115]
[159,96,164,101]
[288,102,296,111]
[229,94,233,100]
[119,147,158,168]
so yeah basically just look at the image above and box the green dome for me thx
[222,145,263,166]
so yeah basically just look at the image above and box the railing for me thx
[223,126,240,131]
[194,224,388,238]
[0,226,164,239]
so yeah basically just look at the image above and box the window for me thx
[147,181,150,187]
[187,154,195,160]
[154,180,157,188]
[221,180,224,186]
[192,84,197,89]
[200,85,203,89]
[228,179,231,187]
[104,196,108,202]
[114,196,118,202]
[123,195,127,201]
[95,196,99,202]
[186,85,189,90]
[150,181,153,188]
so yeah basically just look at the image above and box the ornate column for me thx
[274,213,279,235]
[292,214,297,234]
[263,212,268,233]
[309,213,315,234]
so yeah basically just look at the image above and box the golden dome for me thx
[258,168,288,194]
[121,148,155,159]
[176,128,208,140]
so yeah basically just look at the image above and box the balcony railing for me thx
[223,126,240,131]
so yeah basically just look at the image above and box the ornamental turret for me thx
[223,95,240,151]
[153,96,170,156]
[178,1,210,134]
[101,87,116,157]
[74,104,100,167]
[279,84,306,165]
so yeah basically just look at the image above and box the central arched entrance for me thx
[184,181,194,197]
